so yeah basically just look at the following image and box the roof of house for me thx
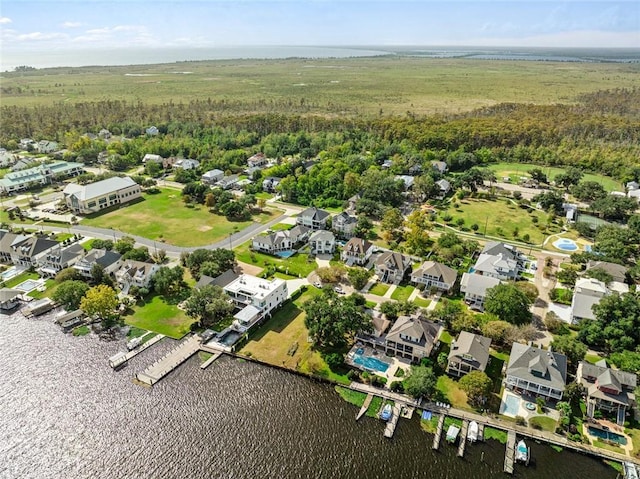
[474,252,517,277]
[299,207,330,222]
[571,292,602,321]
[63,176,138,201]
[412,260,457,285]
[506,343,567,392]
[309,230,335,242]
[449,331,492,371]
[334,211,357,225]
[575,277,608,295]
[578,361,637,406]
[431,161,448,172]
[0,288,21,303]
[375,251,411,272]
[46,243,85,264]
[202,169,224,178]
[343,237,373,255]
[586,260,628,284]
[482,241,520,259]
[195,269,239,289]
[460,272,501,296]
[0,161,83,188]
[386,315,442,350]
[436,179,451,190]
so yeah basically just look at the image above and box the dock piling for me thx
[432,414,445,450]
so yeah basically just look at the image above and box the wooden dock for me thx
[384,403,402,438]
[477,423,485,442]
[504,430,516,474]
[458,420,469,457]
[200,351,223,370]
[432,414,445,450]
[136,335,200,386]
[356,393,373,421]
[109,334,165,369]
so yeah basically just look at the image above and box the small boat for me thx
[515,439,530,464]
[467,421,479,443]
[446,424,460,443]
[380,404,393,421]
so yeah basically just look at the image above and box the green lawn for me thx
[4,271,39,288]
[441,198,548,244]
[82,188,277,247]
[54,233,74,242]
[72,325,90,336]
[484,162,623,192]
[124,294,195,339]
[484,426,508,444]
[368,283,390,296]
[435,375,470,410]
[235,241,317,278]
[439,330,453,344]
[27,279,60,300]
[412,297,431,308]
[585,353,605,365]
[528,415,557,432]
[390,284,415,302]
[551,288,573,305]
[269,223,293,231]
[486,351,508,393]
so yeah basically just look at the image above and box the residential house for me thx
[247,153,268,168]
[577,360,637,426]
[570,277,629,323]
[0,161,83,194]
[262,176,281,193]
[472,242,525,281]
[0,288,22,311]
[19,139,36,150]
[37,140,59,153]
[382,159,393,169]
[72,249,122,279]
[201,169,224,185]
[341,238,374,266]
[223,274,288,331]
[436,179,451,198]
[195,269,239,289]
[411,261,457,293]
[431,161,448,174]
[145,126,159,136]
[375,251,411,284]
[98,129,112,139]
[395,175,415,190]
[385,314,442,363]
[482,242,527,269]
[332,211,357,239]
[173,158,200,170]
[505,343,567,401]
[626,181,639,191]
[0,233,60,268]
[116,260,160,292]
[63,177,142,214]
[0,149,19,168]
[252,225,309,255]
[460,272,500,311]
[408,164,422,175]
[447,331,492,378]
[309,230,336,255]
[142,153,163,164]
[586,260,628,284]
[296,207,330,231]
[563,203,578,223]
[353,311,391,350]
[217,174,239,190]
[347,193,361,213]
[10,158,38,172]
[38,243,85,277]
[628,189,640,203]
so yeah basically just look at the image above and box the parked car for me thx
[313,281,322,288]
[334,286,345,294]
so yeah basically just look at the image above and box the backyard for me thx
[234,241,318,278]
[81,188,278,247]
[124,294,195,339]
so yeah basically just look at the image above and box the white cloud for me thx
[0,17,12,24]
[61,21,83,28]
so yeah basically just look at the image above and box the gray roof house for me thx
[201,169,224,185]
[116,260,160,292]
[473,253,519,281]
[73,249,123,279]
[411,261,457,292]
[308,230,336,255]
[0,232,60,268]
[447,331,492,378]
[577,360,637,426]
[0,288,22,311]
[38,243,85,277]
[195,269,239,289]
[375,251,412,285]
[385,314,442,363]
[173,158,200,170]
[481,242,526,268]
[217,174,240,190]
[505,343,567,401]
[570,277,609,323]
[296,207,330,230]
[431,161,448,174]
[252,225,310,255]
[332,211,357,239]
[436,179,451,198]
[341,237,374,267]
[586,260,628,284]
[262,177,281,192]
[460,272,500,311]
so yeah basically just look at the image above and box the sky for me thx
[1,0,639,54]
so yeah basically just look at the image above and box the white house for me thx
[174,158,200,170]
[116,260,160,292]
[37,140,59,153]
[224,274,288,331]
[332,211,357,238]
[341,237,374,266]
[73,249,123,279]
[0,232,60,268]
[201,169,224,185]
[262,176,281,192]
[308,230,336,255]
[296,207,330,230]
[460,272,500,311]
[247,153,268,168]
[505,343,567,401]
[63,177,142,214]
[374,251,411,284]
[411,261,457,293]
[436,179,451,198]
[570,277,628,323]
[252,225,309,255]
[145,126,159,136]
[38,243,85,277]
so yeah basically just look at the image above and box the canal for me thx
[0,312,617,479]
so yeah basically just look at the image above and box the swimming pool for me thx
[501,394,520,416]
[553,238,578,251]
[1,267,19,281]
[352,353,391,373]
[588,426,627,445]
[275,250,295,258]
[15,279,43,293]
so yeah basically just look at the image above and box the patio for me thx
[500,390,560,422]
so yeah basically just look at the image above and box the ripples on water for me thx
[0,313,617,479]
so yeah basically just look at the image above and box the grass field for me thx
[435,375,470,410]
[390,284,415,302]
[234,241,317,278]
[528,415,557,432]
[3,57,640,115]
[81,188,276,247]
[368,283,390,296]
[484,162,623,192]
[124,294,195,339]
[442,198,549,245]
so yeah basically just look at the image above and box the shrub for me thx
[324,352,344,370]
[390,381,404,393]
[346,369,360,381]
[515,416,526,426]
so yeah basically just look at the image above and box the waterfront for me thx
[0,313,618,479]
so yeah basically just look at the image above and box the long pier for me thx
[200,351,223,370]
[432,414,445,450]
[136,335,201,386]
[504,430,516,474]
[109,334,165,369]
[384,403,401,438]
[356,393,373,421]
[458,420,469,457]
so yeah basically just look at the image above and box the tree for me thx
[532,191,564,213]
[186,248,236,280]
[570,181,607,202]
[555,167,583,190]
[609,350,640,374]
[529,168,548,184]
[563,381,585,404]
[80,284,118,325]
[579,292,640,352]
[380,207,404,242]
[585,267,613,285]
[550,335,587,371]
[152,265,186,297]
[114,236,136,254]
[591,195,638,221]
[52,280,90,310]
[347,267,372,290]
[459,371,492,407]
[484,283,533,325]
[514,281,539,303]
[354,215,374,239]
[184,285,234,328]
[380,300,417,321]
[556,268,578,286]
[303,290,371,348]
[404,209,431,256]
[404,365,437,399]
[481,320,515,345]
[55,267,80,283]
[90,263,113,287]
[144,160,162,178]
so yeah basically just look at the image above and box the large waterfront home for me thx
[251,225,309,256]
[577,360,637,426]
[38,243,85,277]
[505,343,567,401]
[341,237,374,267]
[63,177,142,214]
[308,230,336,255]
[0,161,83,193]
[374,251,412,284]
[460,273,500,311]
[411,261,457,293]
[0,231,59,268]
[332,211,357,238]
[223,274,288,332]
[296,207,331,230]
[385,314,442,363]
[116,260,160,293]
[447,331,492,378]
[73,249,123,279]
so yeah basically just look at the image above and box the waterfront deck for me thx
[384,403,401,438]
[433,414,445,450]
[200,351,223,369]
[136,335,200,386]
[458,420,469,457]
[504,430,516,474]
[356,393,373,421]
[109,334,165,369]
[477,423,485,442]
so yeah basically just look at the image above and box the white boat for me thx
[446,424,460,443]
[467,421,479,443]
[380,404,393,421]
[515,439,530,464]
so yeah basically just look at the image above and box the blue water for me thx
[501,395,520,416]
[553,238,578,251]
[353,354,390,373]
[275,250,295,258]
[584,245,592,253]
[588,427,628,445]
